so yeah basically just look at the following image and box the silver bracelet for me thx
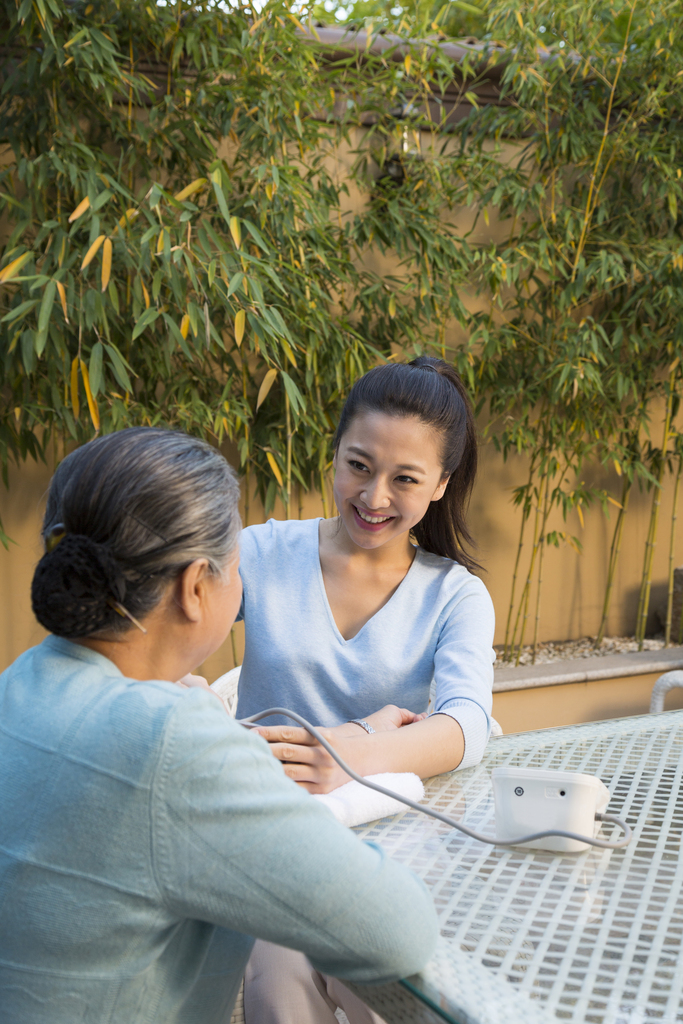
[350,718,375,735]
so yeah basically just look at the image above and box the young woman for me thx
[0,427,438,1024]
[235,356,496,1024]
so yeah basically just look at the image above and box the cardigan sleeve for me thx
[151,689,438,984]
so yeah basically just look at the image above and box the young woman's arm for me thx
[253,711,465,793]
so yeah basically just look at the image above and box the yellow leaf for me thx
[388,294,396,318]
[249,15,265,33]
[101,237,112,292]
[80,359,100,431]
[256,367,278,410]
[234,308,245,347]
[613,459,622,476]
[266,451,283,487]
[173,178,207,202]
[156,229,165,254]
[281,339,297,367]
[68,196,90,223]
[141,282,150,309]
[55,280,69,322]
[230,216,241,248]
[180,313,190,339]
[404,54,412,74]
[265,183,273,201]
[81,234,105,271]
[607,496,623,509]
[0,250,32,283]
[577,505,584,528]
[516,10,523,28]
[70,357,80,419]
[117,208,138,231]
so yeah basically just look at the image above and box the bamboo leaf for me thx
[266,451,283,486]
[1,298,38,323]
[81,234,105,270]
[256,367,278,410]
[55,280,69,322]
[35,279,56,355]
[80,358,100,430]
[104,343,132,392]
[101,237,112,292]
[180,313,190,339]
[132,306,159,340]
[174,178,207,202]
[68,196,90,222]
[234,308,245,346]
[89,341,103,396]
[0,251,32,283]
[70,356,80,419]
[210,168,231,225]
[230,216,241,247]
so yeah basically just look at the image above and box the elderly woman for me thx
[0,427,437,1024]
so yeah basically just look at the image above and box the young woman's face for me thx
[333,411,449,551]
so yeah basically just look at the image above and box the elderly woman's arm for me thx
[153,689,438,984]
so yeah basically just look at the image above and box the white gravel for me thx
[497,635,683,666]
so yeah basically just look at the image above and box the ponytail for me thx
[334,356,480,572]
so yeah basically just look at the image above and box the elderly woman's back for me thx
[0,428,438,1024]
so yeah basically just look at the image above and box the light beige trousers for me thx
[244,939,388,1024]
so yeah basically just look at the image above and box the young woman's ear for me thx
[431,474,450,503]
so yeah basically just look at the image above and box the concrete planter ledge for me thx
[493,647,683,693]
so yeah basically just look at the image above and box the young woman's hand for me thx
[360,704,428,734]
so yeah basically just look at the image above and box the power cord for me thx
[239,708,633,850]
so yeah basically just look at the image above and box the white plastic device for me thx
[492,767,611,852]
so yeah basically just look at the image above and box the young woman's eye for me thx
[348,460,369,472]
[396,475,418,484]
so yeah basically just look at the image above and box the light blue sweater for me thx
[236,518,496,770]
[0,636,438,1024]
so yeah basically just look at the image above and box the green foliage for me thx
[0,0,468,521]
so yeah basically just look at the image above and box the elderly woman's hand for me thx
[252,704,427,793]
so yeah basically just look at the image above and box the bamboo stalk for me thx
[284,392,292,519]
[503,459,536,662]
[512,472,547,665]
[664,454,682,646]
[595,475,632,646]
[636,372,675,647]
[320,466,330,519]
[532,480,552,664]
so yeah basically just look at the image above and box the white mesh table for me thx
[348,711,683,1024]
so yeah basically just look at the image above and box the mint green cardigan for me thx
[0,636,437,1023]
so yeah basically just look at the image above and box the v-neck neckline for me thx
[314,519,421,645]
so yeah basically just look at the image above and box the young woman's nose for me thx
[359,478,391,509]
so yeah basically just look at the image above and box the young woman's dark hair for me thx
[334,356,480,572]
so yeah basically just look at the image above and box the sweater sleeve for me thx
[151,689,438,984]
[431,574,496,771]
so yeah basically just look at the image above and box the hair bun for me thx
[31,534,126,639]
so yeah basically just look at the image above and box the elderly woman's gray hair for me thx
[31,427,240,639]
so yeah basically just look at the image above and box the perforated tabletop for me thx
[352,711,683,1024]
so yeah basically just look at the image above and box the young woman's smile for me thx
[333,411,449,553]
